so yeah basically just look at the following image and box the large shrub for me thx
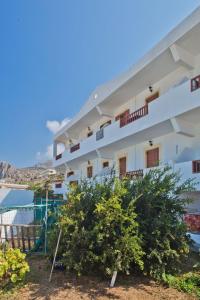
[49,178,144,276]
[0,246,29,288]
[49,166,195,279]
[123,166,195,279]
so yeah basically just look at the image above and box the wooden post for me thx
[49,229,62,282]
[27,227,31,250]
[110,271,118,288]
[21,226,25,252]
[33,226,36,247]
[10,225,15,248]
[4,225,8,243]
[44,189,48,254]
[16,226,21,248]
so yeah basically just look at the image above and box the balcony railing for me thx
[55,153,62,160]
[96,128,104,141]
[120,105,148,128]
[55,183,62,189]
[70,143,80,153]
[67,171,74,177]
[191,75,200,92]
[125,169,144,179]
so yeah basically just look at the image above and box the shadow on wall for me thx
[176,147,199,163]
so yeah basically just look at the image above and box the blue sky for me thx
[0,0,200,168]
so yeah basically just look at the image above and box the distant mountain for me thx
[0,161,52,183]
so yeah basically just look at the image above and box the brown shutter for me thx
[87,166,93,178]
[146,148,159,168]
[119,157,126,176]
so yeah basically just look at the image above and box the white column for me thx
[53,141,58,158]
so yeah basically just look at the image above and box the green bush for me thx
[0,246,29,288]
[49,178,144,276]
[163,272,200,298]
[49,166,195,280]
[123,166,195,279]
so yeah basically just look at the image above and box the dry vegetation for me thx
[0,255,197,300]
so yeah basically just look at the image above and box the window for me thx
[192,160,200,173]
[87,166,93,178]
[115,110,130,122]
[146,148,159,168]
[103,161,109,168]
[145,91,159,104]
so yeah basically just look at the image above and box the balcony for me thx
[143,160,200,190]
[125,169,144,179]
[70,143,80,153]
[54,79,200,168]
[120,105,148,128]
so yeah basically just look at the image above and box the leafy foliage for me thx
[0,246,29,288]
[163,272,200,298]
[49,166,195,280]
[49,178,144,276]
[122,166,195,279]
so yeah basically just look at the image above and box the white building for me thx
[53,7,200,211]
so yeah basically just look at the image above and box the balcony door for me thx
[87,166,93,178]
[146,147,159,168]
[119,157,126,176]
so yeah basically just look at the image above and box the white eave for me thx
[54,6,200,142]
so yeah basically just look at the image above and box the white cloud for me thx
[36,117,70,163]
[46,118,70,134]
[36,143,65,162]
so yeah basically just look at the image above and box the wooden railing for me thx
[67,171,74,177]
[120,105,148,127]
[55,183,62,188]
[191,75,200,92]
[0,224,42,252]
[55,153,62,160]
[70,143,80,153]
[125,169,144,179]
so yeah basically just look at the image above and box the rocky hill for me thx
[0,161,53,183]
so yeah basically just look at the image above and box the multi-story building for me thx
[53,7,200,211]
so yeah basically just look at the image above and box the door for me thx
[119,157,126,176]
[146,148,159,168]
[87,166,93,178]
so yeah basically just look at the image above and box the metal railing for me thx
[96,128,104,141]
